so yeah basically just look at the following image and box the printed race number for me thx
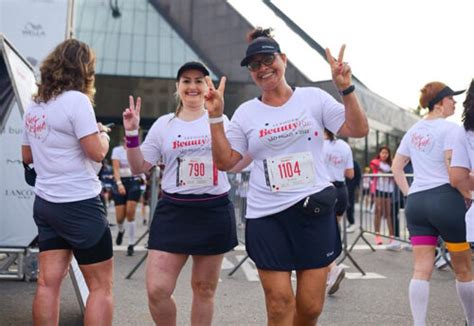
[177,156,217,188]
[265,152,315,192]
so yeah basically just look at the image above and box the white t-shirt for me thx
[375,161,394,193]
[22,91,102,202]
[396,118,461,195]
[451,127,474,170]
[140,111,231,195]
[111,145,132,177]
[322,139,353,182]
[451,127,474,242]
[226,87,345,219]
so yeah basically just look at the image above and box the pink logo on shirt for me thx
[326,153,343,167]
[411,129,434,153]
[258,120,311,138]
[25,113,48,140]
[172,136,210,149]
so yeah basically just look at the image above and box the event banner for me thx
[0,36,38,246]
[0,0,72,71]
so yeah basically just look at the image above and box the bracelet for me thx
[339,85,355,96]
[100,131,110,142]
[116,181,122,185]
[125,129,139,136]
[208,116,224,124]
[125,135,140,148]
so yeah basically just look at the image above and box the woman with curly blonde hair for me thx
[22,39,114,325]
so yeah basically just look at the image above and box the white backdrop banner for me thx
[0,37,38,247]
[0,0,71,71]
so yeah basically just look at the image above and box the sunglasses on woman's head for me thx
[247,54,276,72]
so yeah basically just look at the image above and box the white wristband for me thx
[125,129,139,136]
[208,116,224,124]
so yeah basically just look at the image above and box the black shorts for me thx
[405,184,467,243]
[148,192,238,255]
[33,195,112,264]
[245,197,342,271]
[39,229,113,265]
[112,177,142,205]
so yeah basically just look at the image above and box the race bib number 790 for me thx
[177,156,217,188]
[264,152,315,192]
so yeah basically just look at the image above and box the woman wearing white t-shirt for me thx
[21,40,113,325]
[206,28,368,325]
[322,129,354,295]
[124,62,237,325]
[111,143,142,256]
[392,81,473,326]
[370,146,395,245]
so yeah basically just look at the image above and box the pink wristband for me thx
[126,135,140,148]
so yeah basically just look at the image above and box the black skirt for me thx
[148,192,238,255]
[245,199,342,271]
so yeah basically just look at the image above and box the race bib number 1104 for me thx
[264,152,315,192]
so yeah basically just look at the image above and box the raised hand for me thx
[325,44,352,91]
[122,96,141,131]
[204,76,226,117]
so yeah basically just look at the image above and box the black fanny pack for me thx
[298,186,337,217]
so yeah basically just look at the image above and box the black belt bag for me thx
[298,186,337,217]
[332,181,345,188]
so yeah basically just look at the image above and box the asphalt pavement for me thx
[0,203,471,325]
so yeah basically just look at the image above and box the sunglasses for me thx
[247,54,276,72]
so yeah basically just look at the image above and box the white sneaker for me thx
[435,252,450,270]
[346,224,357,233]
[386,240,402,251]
[327,265,345,295]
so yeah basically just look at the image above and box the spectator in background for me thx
[322,129,354,295]
[111,143,142,256]
[140,173,152,226]
[361,166,374,211]
[99,158,114,212]
[370,146,396,245]
[346,160,361,233]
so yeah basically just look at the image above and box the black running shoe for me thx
[116,230,125,246]
[127,245,134,256]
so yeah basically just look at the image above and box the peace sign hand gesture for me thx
[122,96,141,131]
[204,76,227,117]
[325,44,352,91]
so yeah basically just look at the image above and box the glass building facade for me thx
[74,0,419,167]
[75,0,216,79]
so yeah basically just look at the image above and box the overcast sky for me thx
[229,0,473,123]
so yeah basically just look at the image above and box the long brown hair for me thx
[376,146,392,165]
[33,39,96,104]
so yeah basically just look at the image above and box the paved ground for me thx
[1,203,471,325]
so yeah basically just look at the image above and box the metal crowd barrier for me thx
[350,173,413,251]
[226,172,421,275]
